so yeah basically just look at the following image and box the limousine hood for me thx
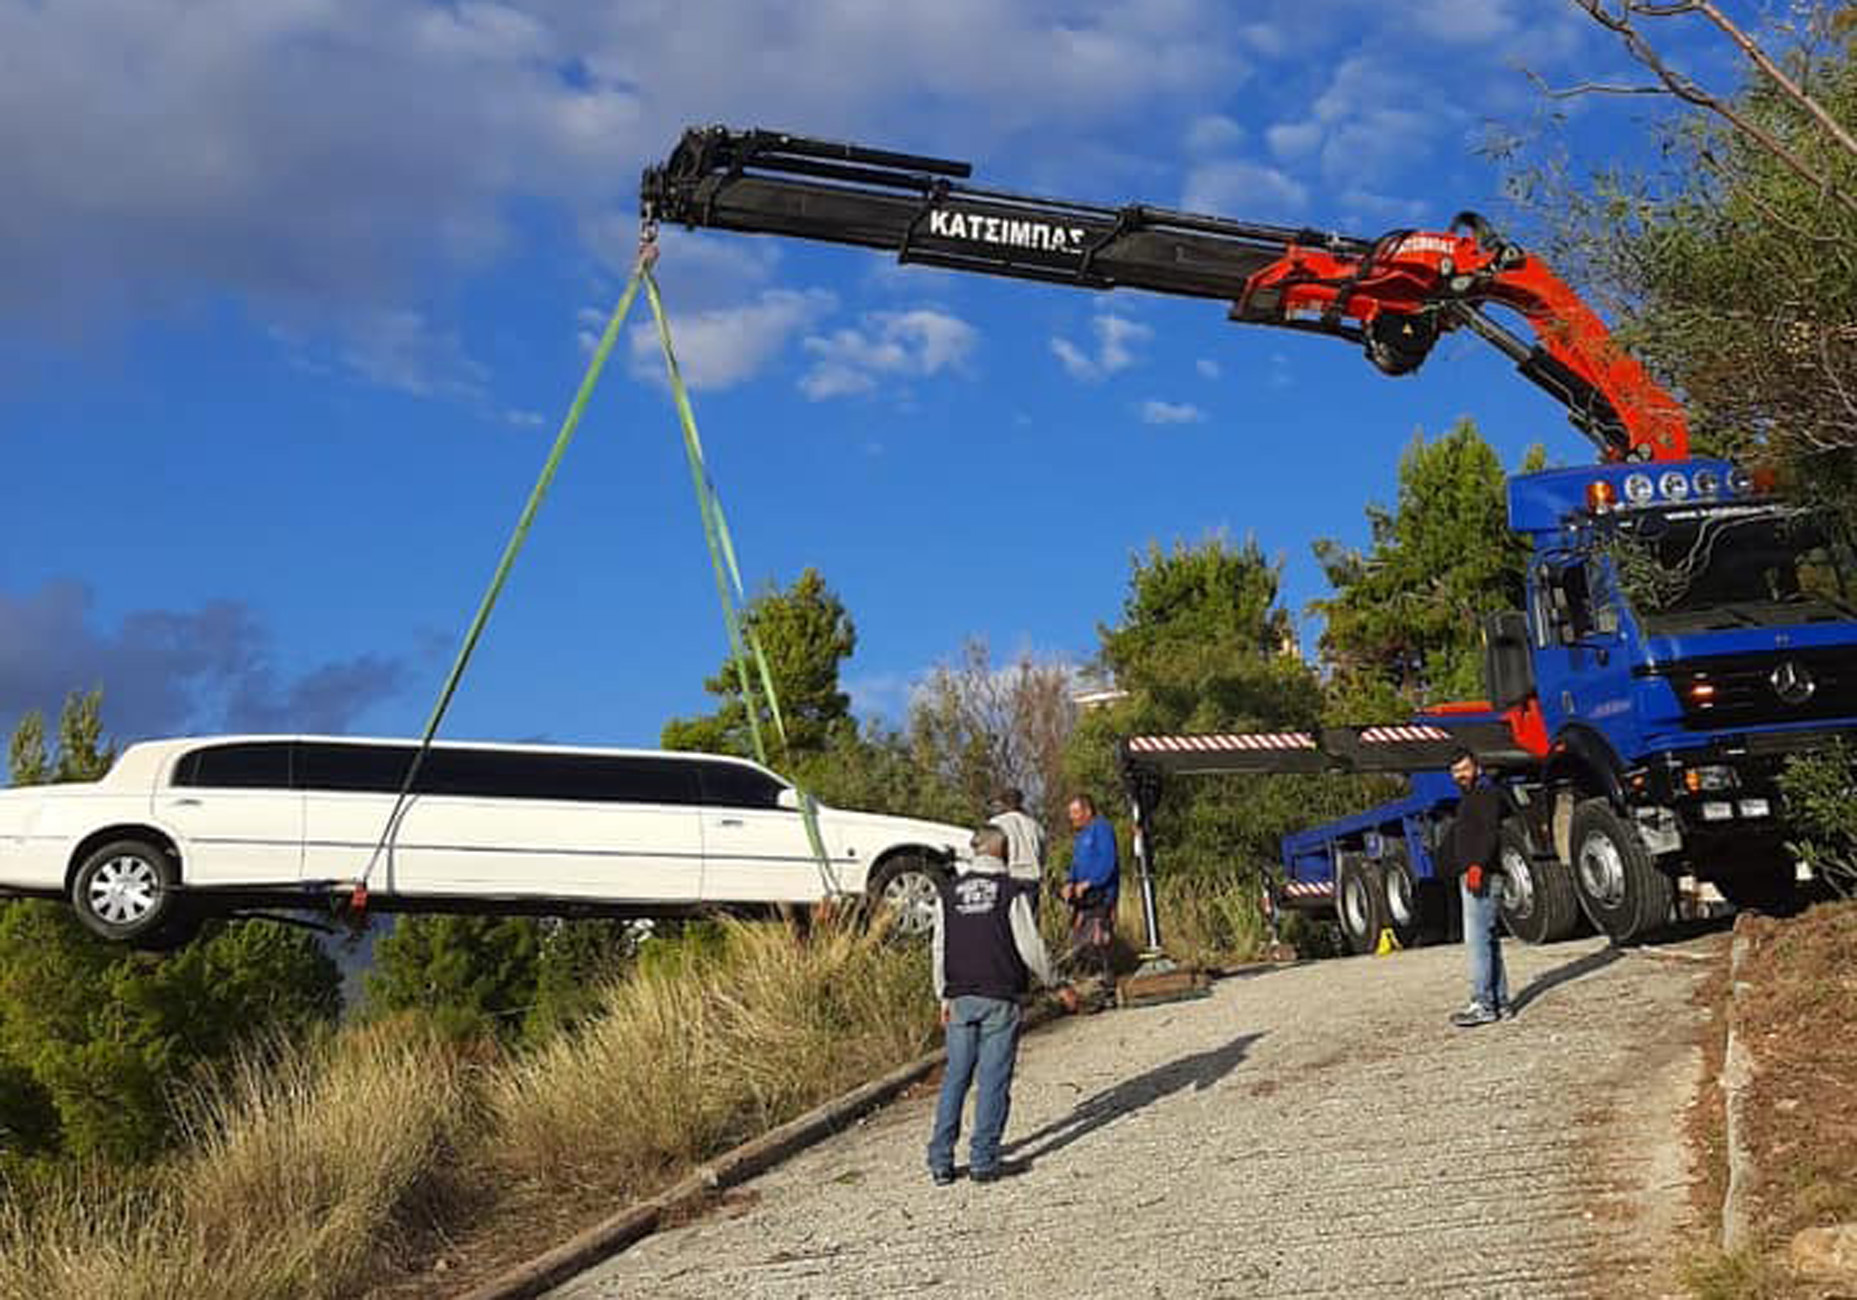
[817,806,972,860]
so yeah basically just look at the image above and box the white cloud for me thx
[1260,56,1449,193]
[799,308,978,400]
[1185,114,1244,154]
[1196,358,1222,379]
[1050,312,1153,381]
[1140,399,1206,425]
[335,308,488,400]
[1403,0,1520,45]
[0,0,1249,408]
[627,288,837,390]
[586,223,781,304]
[1264,121,1323,160]
[1181,160,1309,221]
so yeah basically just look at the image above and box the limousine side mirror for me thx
[777,787,802,811]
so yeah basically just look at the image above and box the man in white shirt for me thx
[987,787,1046,903]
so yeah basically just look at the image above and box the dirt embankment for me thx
[1689,900,1857,1298]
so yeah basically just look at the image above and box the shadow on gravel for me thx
[1005,1032,1262,1162]
[1509,945,1625,1016]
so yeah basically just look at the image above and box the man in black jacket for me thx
[926,825,1054,1185]
[1446,748,1510,1027]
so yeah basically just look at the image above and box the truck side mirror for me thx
[1483,610,1535,709]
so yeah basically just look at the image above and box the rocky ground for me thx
[550,931,1719,1299]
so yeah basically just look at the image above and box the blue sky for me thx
[0,0,1740,756]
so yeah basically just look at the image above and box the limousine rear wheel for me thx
[71,838,182,944]
[868,853,944,938]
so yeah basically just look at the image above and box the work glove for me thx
[1464,863,1488,897]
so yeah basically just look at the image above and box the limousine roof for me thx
[107,735,784,785]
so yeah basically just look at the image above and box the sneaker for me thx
[930,1167,956,1187]
[969,1159,1027,1184]
[1450,1003,1500,1028]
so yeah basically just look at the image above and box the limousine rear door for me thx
[296,744,706,901]
[399,751,707,901]
[161,741,303,885]
[695,762,827,905]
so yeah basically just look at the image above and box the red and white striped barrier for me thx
[1356,725,1454,744]
[1126,732,1318,753]
[1280,880,1335,898]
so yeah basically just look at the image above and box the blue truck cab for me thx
[1263,459,1857,951]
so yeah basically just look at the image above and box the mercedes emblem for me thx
[1770,660,1817,705]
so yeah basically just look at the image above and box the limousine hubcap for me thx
[90,856,160,925]
[881,871,940,936]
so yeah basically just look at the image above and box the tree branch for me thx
[1692,0,1857,163]
[1567,0,1857,217]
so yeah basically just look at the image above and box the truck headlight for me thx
[1683,764,1740,793]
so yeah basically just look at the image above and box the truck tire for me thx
[70,837,184,945]
[1380,848,1446,947]
[1496,821,1582,944]
[1569,799,1674,944]
[1335,852,1388,955]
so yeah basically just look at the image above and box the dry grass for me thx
[1057,874,1271,972]
[0,918,938,1299]
[492,917,934,1194]
[0,1020,472,1300]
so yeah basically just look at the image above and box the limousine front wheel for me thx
[869,853,943,938]
[71,838,182,944]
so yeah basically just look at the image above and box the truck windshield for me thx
[1607,505,1857,633]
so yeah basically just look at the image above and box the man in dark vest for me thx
[926,824,1054,1185]
[1445,747,1510,1027]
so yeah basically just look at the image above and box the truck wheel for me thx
[1496,821,1582,944]
[865,853,944,939]
[1335,852,1388,955]
[70,838,183,944]
[1569,800,1674,944]
[1381,849,1443,947]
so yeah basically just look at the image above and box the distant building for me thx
[1071,686,1129,711]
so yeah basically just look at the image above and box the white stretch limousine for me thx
[0,736,971,945]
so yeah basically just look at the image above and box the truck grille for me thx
[1648,648,1857,729]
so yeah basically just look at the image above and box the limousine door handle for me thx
[716,817,745,828]
[168,797,203,808]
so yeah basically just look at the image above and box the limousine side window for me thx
[295,743,704,805]
[696,761,789,810]
[172,742,294,789]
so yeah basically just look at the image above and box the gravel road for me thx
[551,932,1716,1299]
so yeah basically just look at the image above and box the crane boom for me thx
[641,126,1689,462]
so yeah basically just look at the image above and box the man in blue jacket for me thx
[1060,793,1119,993]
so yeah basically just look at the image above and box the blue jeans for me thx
[926,995,1022,1175]
[1461,876,1509,1011]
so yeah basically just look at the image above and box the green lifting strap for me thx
[642,271,844,899]
[353,249,844,904]
[354,263,648,893]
